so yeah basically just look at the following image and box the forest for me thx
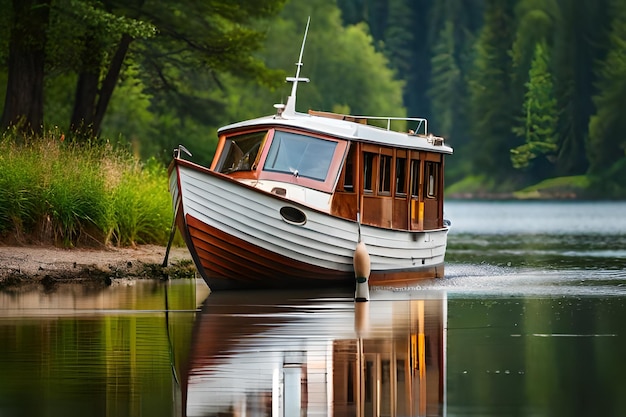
[1,0,625,198]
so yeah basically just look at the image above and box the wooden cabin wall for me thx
[331,193,358,220]
[331,142,445,231]
[331,145,358,220]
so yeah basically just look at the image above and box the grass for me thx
[513,175,590,199]
[444,174,514,197]
[107,157,173,246]
[0,132,175,247]
[446,174,593,200]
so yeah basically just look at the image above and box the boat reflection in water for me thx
[183,289,445,417]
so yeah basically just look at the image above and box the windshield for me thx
[216,130,267,174]
[263,131,337,181]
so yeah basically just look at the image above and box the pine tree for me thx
[383,0,414,80]
[467,0,517,185]
[510,41,558,180]
[552,0,610,176]
[428,20,461,139]
[426,0,482,184]
[510,0,557,113]
[587,0,626,196]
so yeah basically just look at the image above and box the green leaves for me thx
[66,0,156,39]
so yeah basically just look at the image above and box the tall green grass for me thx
[107,157,172,246]
[0,133,174,247]
[0,144,43,238]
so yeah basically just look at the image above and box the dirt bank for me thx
[0,244,194,288]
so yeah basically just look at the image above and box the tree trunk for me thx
[69,33,133,139]
[1,0,51,136]
[92,33,133,136]
[70,34,103,137]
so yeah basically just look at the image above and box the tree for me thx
[223,0,405,119]
[509,0,557,111]
[587,0,626,196]
[552,0,609,176]
[1,0,287,140]
[54,0,156,138]
[336,0,366,25]
[510,41,558,181]
[397,0,431,119]
[467,0,518,186]
[428,20,461,140]
[382,0,413,76]
[336,0,435,119]
[426,0,482,184]
[1,0,51,136]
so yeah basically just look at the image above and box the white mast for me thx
[283,17,311,115]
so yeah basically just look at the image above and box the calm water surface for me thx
[1,200,625,416]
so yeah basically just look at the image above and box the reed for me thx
[0,133,173,247]
[0,140,43,239]
[107,157,172,247]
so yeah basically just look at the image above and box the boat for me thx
[167,21,453,291]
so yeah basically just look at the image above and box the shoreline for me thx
[0,244,195,288]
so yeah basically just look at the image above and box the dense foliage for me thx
[338,0,625,197]
[1,0,625,197]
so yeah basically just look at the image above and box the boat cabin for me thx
[210,112,447,233]
[333,139,445,231]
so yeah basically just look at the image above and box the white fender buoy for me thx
[353,240,371,302]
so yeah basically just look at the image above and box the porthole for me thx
[280,206,307,225]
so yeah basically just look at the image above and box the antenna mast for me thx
[284,17,311,114]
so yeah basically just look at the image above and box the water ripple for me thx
[374,263,626,298]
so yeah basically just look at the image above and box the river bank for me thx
[0,244,194,288]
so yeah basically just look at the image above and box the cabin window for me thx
[263,131,337,181]
[425,161,439,198]
[379,154,392,195]
[363,152,375,193]
[395,157,407,196]
[216,130,267,174]
[342,146,356,192]
[410,159,421,198]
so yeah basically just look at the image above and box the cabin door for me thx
[422,154,442,229]
[409,153,423,230]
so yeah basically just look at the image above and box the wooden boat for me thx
[167,23,453,291]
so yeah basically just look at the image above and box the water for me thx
[0,280,207,417]
[1,200,625,416]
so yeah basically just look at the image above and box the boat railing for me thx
[308,110,429,136]
[365,115,428,136]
